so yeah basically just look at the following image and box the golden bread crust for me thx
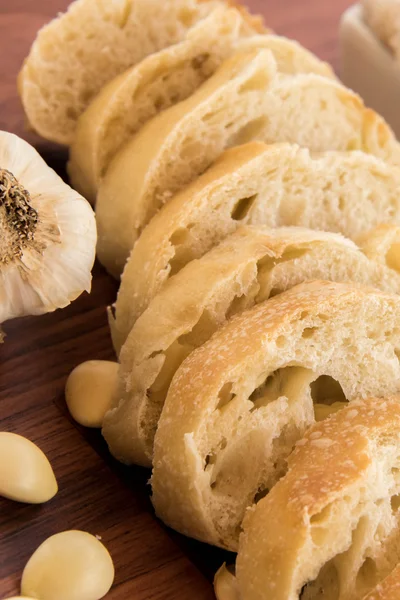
[151,282,400,550]
[96,44,400,277]
[112,141,400,351]
[103,226,400,466]
[237,397,400,600]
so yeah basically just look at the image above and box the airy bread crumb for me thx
[96,45,400,278]
[111,142,400,352]
[237,396,400,600]
[150,282,400,550]
[18,0,237,145]
[103,226,400,468]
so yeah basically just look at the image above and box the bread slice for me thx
[150,281,400,550]
[19,0,262,146]
[67,7,248,203]
[356,224,400,269]
[236,397,400,600]
[111,142,400,352]
[235,34,334,77]
[103,227,400,466]
[362,563,400,600]
[68,17,333,204]
[95,47,400,278]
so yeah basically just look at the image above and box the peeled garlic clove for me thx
[21,530,115,600]
[0,130,96,325]
[0,432,57,503]
[214,564,241,600]
[65,360,119,428]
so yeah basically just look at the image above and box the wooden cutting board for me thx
[0,1,353,597]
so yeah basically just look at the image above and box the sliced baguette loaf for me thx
[151,281,400,550]
[19,0,262,146]
[111,142,400,352]
[96,47,400,277]
[236,397,400,600]
[103,227,400,467]
[68,15,333,203]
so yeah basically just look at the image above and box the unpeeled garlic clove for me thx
[214,563,241,600]
[0,432,57,503]
[65,360,119,428]
[21,530,115,600]
[0,130,96,326]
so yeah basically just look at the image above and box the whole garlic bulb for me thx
[0,131,96,326]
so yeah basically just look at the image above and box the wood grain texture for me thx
[0,0,353,597]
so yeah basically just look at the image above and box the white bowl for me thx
[340,3,400,139]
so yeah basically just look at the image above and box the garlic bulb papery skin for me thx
[0,131,96,324]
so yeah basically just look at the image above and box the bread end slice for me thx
[19,0,247,145]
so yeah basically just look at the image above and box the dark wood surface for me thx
[0,1,353,597]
